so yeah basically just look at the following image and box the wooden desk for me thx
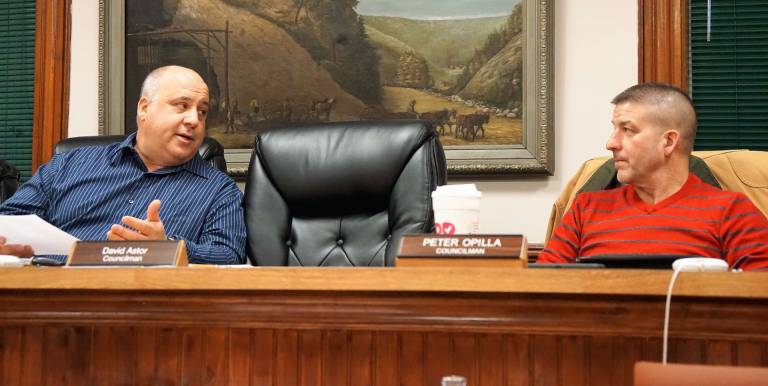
[0,267,766,386]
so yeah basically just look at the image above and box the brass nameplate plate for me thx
[396,234,527,267]
[67,240,188,266]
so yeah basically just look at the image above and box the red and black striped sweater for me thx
[539,174,768,271]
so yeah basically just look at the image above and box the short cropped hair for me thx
[612,83,697,153]
[139,66,177,103]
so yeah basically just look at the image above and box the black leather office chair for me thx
[0,160,20,203]
[54,135,228,173]
[244,120,447,266]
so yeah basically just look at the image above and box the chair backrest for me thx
[634,362,768,386]
[54,135,228,173]
[0,159,20,203]
[546,150,768,242]
[244,120,447,266]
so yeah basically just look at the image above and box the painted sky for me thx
[355,0,521,20]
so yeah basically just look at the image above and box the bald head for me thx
[139,65,205,103]
[611,83,697,154]
[133,65,209,171]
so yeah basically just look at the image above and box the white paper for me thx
[0,215,79,255]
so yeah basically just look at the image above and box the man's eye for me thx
[176,102,188,110]
[199,110,208,117]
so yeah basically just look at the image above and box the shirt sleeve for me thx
[0,154,61,218]
[719,194,768,271]
[178,181,247,265]
[538,195,584,263]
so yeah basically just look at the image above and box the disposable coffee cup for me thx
[431,184,481,235]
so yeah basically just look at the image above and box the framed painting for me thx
[100,0,553,177]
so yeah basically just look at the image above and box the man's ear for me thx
[137,96,149,122]
[662,130,680,156]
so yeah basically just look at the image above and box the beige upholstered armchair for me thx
[546,150,768,242]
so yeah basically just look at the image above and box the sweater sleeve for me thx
[719,194,768,271]
[538,195,584,263]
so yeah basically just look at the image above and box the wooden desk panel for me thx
[0,268,766,386]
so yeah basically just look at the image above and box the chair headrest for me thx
[254,120,435,206]
[54,135,126,154]
[54,135,227,173]
[55,135,222,156]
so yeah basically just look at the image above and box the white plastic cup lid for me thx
[431,184,482,198]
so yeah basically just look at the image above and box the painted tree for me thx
[394,51,431,89]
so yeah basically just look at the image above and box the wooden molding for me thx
[2,268,767,298]
[32,0,71,172]
[638,0,688,91]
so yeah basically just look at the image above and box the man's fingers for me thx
[121,216,149,233]
[106,230,128,241]
[20,245,34,257]
[115,201,165,240]
[146,199,161,222]
[0,235,33,257]
[109,224,147,241]
[0,243,34,258]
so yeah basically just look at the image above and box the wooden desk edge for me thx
[0,267,765,299]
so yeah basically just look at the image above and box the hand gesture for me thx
[0,235,34,257]
[107,199,166,241]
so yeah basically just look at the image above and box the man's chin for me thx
[616,171,631,185]
[168,149,197,165]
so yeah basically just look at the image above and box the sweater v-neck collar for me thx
[625,173,700,214]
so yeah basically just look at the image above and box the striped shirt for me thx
[539,174,768,271]
[0,133,246,264]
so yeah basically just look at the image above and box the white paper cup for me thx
[432,193,481,235]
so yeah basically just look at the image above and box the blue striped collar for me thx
[109,132,211,179]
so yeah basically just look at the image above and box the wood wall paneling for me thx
[638,0,688,91]
[32,0,70,171]
[0,268,768,386]
[1,327,767,385]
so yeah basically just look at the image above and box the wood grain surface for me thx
[0,267,766,386]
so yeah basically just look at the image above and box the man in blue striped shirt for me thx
[0,65,246,264]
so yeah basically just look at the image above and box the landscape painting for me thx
[108,0,554,176]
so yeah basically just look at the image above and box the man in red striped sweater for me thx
[539,83,768,271]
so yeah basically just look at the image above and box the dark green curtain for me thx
[0,0,36,180]
[690,0,768,150]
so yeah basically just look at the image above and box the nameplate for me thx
[396,234,527,267]
[67,240,188,267]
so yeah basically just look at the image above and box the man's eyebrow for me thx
[171,96,193,103]
[612,118,633,126]
[170,96,209,106]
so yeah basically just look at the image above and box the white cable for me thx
[662,267,683,365]
[664,258,729,364]
[707,0,712,42]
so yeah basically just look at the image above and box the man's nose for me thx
[183,109,200,126]
[606,131,620,151]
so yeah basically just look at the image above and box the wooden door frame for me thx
[32,0,70,172]
[638,0,688,91]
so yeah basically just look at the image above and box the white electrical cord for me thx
[707,0,712,42]
[662,267,684,364]
[663,258,729,364]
